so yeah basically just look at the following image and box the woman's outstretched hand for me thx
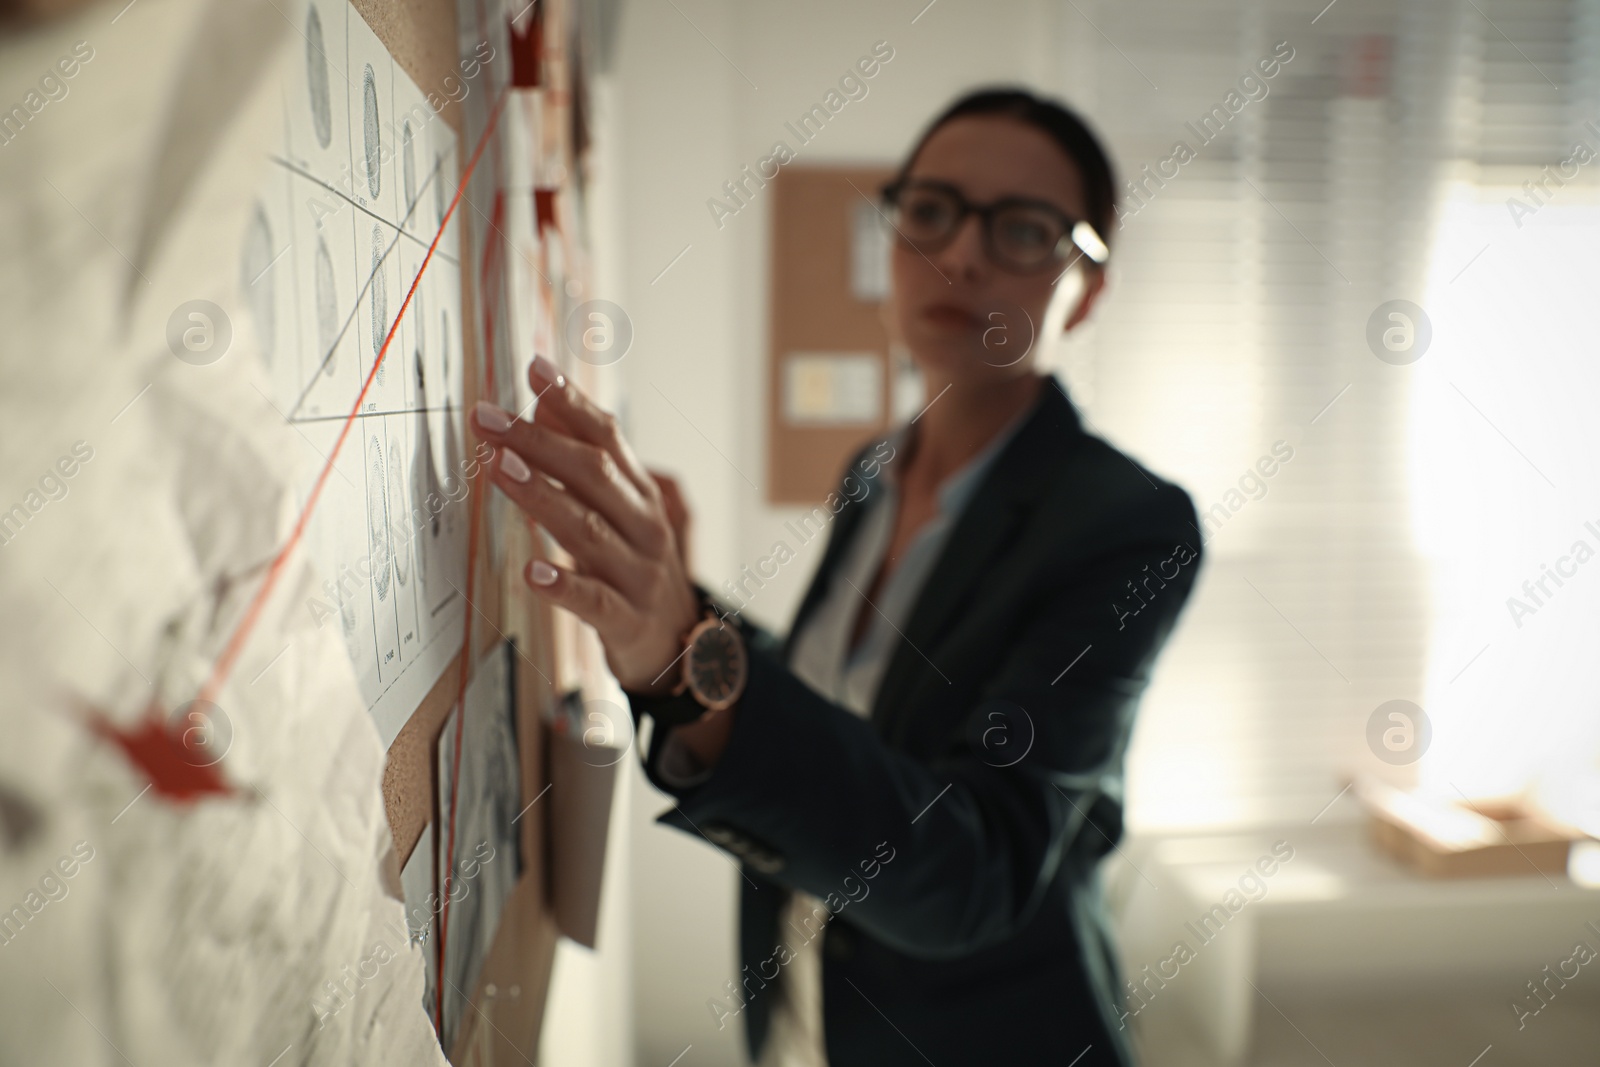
[647,469,693,572]
[471,356,700,696]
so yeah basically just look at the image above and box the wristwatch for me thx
[625,592,749,729]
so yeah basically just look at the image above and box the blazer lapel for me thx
[776,377,1087,742]
[871,377,1084,741]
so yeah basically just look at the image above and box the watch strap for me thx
[623,587,727,728]
[627,687,712,730]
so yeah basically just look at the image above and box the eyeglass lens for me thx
[891,185,1071,269]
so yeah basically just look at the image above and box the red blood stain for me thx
[85,703,233,802]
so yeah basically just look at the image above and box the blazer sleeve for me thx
[647,484,1200,962]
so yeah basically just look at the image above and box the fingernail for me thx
[475,401,514,432]
[532,354,565,388]
[529,560,558,586]
[499,449,532,483]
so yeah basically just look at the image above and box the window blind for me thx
[1040,0,1600,831]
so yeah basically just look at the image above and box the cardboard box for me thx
[1360,780,1578,878]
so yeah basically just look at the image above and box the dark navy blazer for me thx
[636,376,1201,1066]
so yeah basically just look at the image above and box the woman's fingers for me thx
[472,401,667,559]
[528,356,659,501]
[649,469,692,570]
[525,557,630,641]
[490,447,654,602]
[524,557,679,690]
[470,358,703,691]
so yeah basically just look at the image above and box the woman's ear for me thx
[1062,267,1108,333]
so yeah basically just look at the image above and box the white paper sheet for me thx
[0,0,450,1063]
[265,0,470,749]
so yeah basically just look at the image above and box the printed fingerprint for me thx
[438,309,458,536]
[368,435,393,602]
[338,585,358,649]
[240,205,275,366]
[440,310,451,390]
[362,65,381,198]
[402,120,416,216]
[315,236,338,376]
[370,224,387,384]
[389,441,409,586]
[305,6,332,149]
[414,351,443,540]
[433,152,445,230]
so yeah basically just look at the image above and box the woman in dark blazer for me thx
[473,88,1201,1066]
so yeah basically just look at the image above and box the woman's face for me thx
[886,115,1105,385]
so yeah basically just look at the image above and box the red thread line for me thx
[197,87,511,708]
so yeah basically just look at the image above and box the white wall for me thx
[602,1,1067,1063]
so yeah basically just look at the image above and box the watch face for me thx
[685,622,747,710]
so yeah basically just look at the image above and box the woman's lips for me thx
[921,303,979,331]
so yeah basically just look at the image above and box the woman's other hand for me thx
[471,356,700,696]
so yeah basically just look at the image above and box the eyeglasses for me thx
[879,178,1110,273]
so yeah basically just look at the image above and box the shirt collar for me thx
[880,380,1044,518]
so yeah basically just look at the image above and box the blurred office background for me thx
[545,0,1600,1063]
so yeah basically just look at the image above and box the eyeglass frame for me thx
[878,177,1111,273]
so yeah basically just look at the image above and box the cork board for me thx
[768,165,897,503]
[348,0,586,1060]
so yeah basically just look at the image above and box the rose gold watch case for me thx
[680,614,748,713]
